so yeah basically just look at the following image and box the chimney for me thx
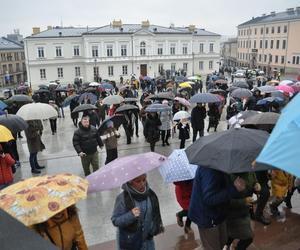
[32,27,40,35]
[47,26,52,30]
[188,25,196,32]
[270,11,276,16]
[112,20,122,28]
[141,20,150,28]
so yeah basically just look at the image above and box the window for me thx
[182,44,188,55]
[157,45,163,55]
[199,61,204,70]
[254,40,256,49]
[38,47,44,58]
[275,55,278,63]
[199,43,204,53]
[170,44,176,55]
[107,45,113,57]
[7,53,12,61]
[93,67,99,78]
[260,40,263,49]
[264,54,267,62]
[209,43,214,53]
[22,63,26,71]
[270,40,274,49]
[276,40,280,49]
[209,61,213,70]
[56,46,62,57]
[158,64,164,74]
[40,69,46,79]
[108,66,114,76]
[140,42,146,56]
[57,67,63,78]
[269,54,272,63]
[171,63,176,72]
[281,56,285,64]
[265,40,268,49]
[75,66,80,77]
[73,46,80,56]
[292,56,300,65]
[284,25,288,33]
[122,65,128,75]
[266,27,269,34]
[16,63,20,72]
[246,41,248,48]
[271,27,274,33]
[121,45,127,56]
[277,26,281,33]
[282,40,286,50]
[92,46,98,57]
[249,40,251,48]
[259,54,262,62]
[183,63,188,71]
[14,52,19,61]
[2,65,7,74]
[260,27,263,34]
[254,28,257,35]
[8,64,13,73]
[21,52,25,60]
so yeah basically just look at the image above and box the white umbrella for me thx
[16,103,58,120]
[279,80,294,86]
[103,95,124,105]
[173,111,190,121]
[48,82,58,86]
[89,82,101,87]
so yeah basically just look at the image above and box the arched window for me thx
[140,42,146,56]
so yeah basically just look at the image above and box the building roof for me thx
[239,8,300,27]
[27,24,220,38]
[0,37,23,50]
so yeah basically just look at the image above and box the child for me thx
[0,144,16,190]
[101,121,120,164]
[174,180,193,233]
[177,118,190,149]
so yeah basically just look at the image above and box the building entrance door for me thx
[140,64,147,76]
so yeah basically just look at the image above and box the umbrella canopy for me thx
[173,111,190,121]
[185,128,270,173]
[98,114,126,135]
[124,98,138,103]
[62,94,79,107]
[174,97,191,107]
[215,79,228,85]
[179,82,192,88]
[38,84,49,89]
[227,86,239,93]
[189,93,220,104]
[55,85,68,92]
[279,80,294,86]
[89,82,101,87]
[101,83,114,90]
[241,112,280,127]
[48,82,58,86]
[0,100,8,110]
[0,209,59,250]
[0,173,88,226]
[175,76,188,83]
[115,104,139,113]
[78,92,97,104]
[72,104,97,113]
[257,97,284,106]
[188,76,201,81]
[145,103,171,113]
[271,91,285,99]
[266,80,280,86]
[231,88,253,99]
[103,95,124,105]
[119,85,130,92]
[143,76,152,81]
[87,152,166,192]
[275,85,295,94]
[8,95,32,103]
[35,89,50,94]
[233,81,249,89]
[291,84,300,93]
[256,85,276,93]
[149,92,174,100]
[256,94,300,177]
[0,125,14,142]
[84,87,97,93]
[159,149,198,183]
[228,110,261,128]
[16,103,58,120]
[0,114,28,134]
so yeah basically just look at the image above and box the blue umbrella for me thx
[256,97,284,106]
[256,93,300,177]
[78,92,97,104]
[159,149,198,183]
[101,83,114,90]
[0,100,8,110]
[145,103,171,113]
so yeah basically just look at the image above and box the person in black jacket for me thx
[177,118,190,149]
[143,113,161,152]
[207,103,220,132]
[191,103,206,142]
[72,116,103,176]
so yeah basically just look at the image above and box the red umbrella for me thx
[275,85,295,94]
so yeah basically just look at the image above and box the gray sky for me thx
[1,0,299,37]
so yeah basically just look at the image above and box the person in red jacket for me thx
[0,144,16,190]
[174,180,193,233]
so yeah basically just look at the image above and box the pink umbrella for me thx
[291,84,300,93]
[276,85,295,94]
[87,152,166,193]
[174,97,191,107]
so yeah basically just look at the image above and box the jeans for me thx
[29,152,40,170]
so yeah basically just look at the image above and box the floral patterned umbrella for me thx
[0,173,88,226]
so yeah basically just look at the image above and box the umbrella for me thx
[87,152,166,192]
[89,82,101,87]
[291,84,300,93]
[215,79,228,85]
[228,111,261,128]
[279,80,294,86]
[175,76,188,83]
[98,114,126,135]
[179,82,192,89]
[16,103,57,120]
[185,128,270,173]
[174,97,191,107]
[38,84,49,89]
[103,95,124,105]
[0,209,59,250]
[257,97,284,106]
[0,100,8,110]
[115,104,139,113]
[181,81,195,85]
[188,76,201,81]
[149,92,174,100]
[0,173,88,226]
[159,149,198,183]
[227,86,239,92]
[0,114,28,134]
[266,80,279,85]
[256,85,276,93]
[124,98,138,103]
[256,94,300,177]
[8,95,32,103]
[241,112,280,127]
[35,89,50,94]
[173,111,190,121]
[78,92,97,104]
[208,89,227,96]
[55,85,68,92]
[143,76,152,81]
[62,94,79,107]
[233,81,249,89]
[189,93,220,104]
[101,83,114,90]
[0,125,14,142]
[231,88,252,99]
[256,76,267,80]
[145,103,171,113]
[72,104,97,113]
[119,85,130,92]
[271,91,285,99]
[275,85,295,94]
[84,87,97,92]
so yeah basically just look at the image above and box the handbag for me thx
[119,225,143,250]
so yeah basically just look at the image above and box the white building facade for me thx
[24,22,221,88]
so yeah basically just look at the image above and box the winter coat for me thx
[70,100,79,120]
[174,180,193,210]
[0,153,15,185]
[177,122,190,140]
[25,120,45,154]
[101,128,120,150]
[72,122,103,155]
[143,115,162,143]
[96,102,106,119]
[271,170,294,198]
[189,166,238,228]
[159,111,172,131]
[191,106,206,130]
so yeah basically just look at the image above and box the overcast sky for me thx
[1,0,299,37]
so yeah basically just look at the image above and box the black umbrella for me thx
[233,81,249,89]
[0,209,59,250]
[189,93,220,103]
[0,114,28,134]
[231,88,252,99]
[185,128,270,173]
[241,112,280,127]
[208,89,227,97]
[98,114,126,135]
[8,95,33,103]
[115,104,139,113]
[38,84,49,89]
[72,104,97,113]
[35,89,50,94]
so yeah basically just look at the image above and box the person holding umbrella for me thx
[70,98,79,127]
[177,118,190,149]
[101,121,120,164]
[159,100,172,146]
[0,144,15,189]
[207,103,220,132]
[111,174,164,250]
[143,113,161,152]
[191,103,206,141]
